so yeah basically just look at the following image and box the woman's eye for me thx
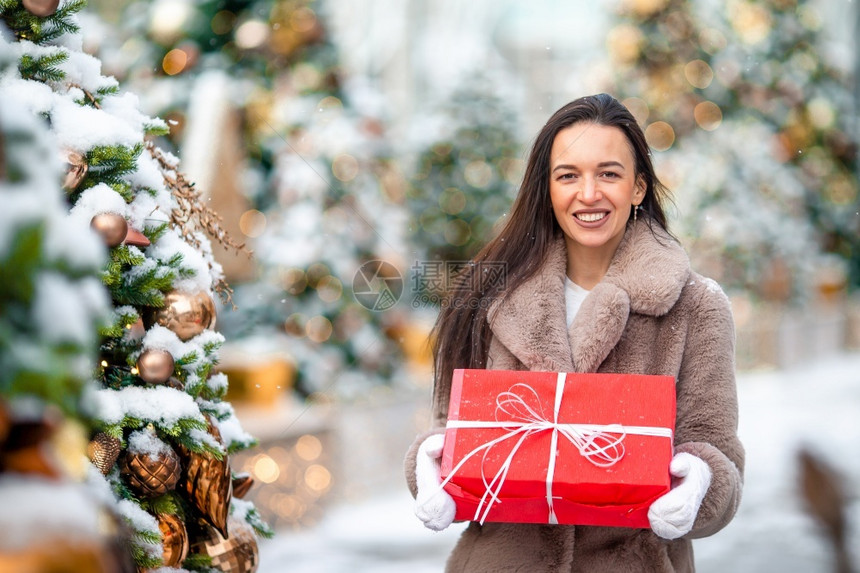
[602,171,620,179]
[558,173,576,180]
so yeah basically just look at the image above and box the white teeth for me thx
[576,212,606,222]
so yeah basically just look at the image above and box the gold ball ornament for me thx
[87,432,122,475]
[137,349,175,384]
[22,0,60,17]
[119,446,181,498]
[90,213,128,248]
[189,518,259,573]
[157,513,190,567]
[145,290,217,341]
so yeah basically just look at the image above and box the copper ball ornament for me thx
[90,213,128,248]
[189,519,259,573]
[157,513,190,567]
[145,290,217,341]
[119,446,181,498]
[136,349,175,385]
[22,0,60,17]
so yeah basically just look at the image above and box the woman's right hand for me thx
[414,433,457,531]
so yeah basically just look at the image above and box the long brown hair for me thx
[431,93,672,408]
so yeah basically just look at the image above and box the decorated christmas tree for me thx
[608,0,859,300]
[0,1,270,570]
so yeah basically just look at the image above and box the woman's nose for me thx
[580,176,599,202]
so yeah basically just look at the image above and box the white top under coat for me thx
[564,277,590,328]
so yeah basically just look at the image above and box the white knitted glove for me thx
[414,433,457,531]
[648,452,712,540]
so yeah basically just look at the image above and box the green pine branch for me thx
[76,143,143,199]
[242,505,275,539]
[182,553,215,572]
[140,492,181,516]
[18,50,68,82]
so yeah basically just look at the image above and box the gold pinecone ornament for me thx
[119,446,181,498]
[87,432,122,475]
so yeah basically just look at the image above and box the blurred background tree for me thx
[405,74,523,268]
[608,0,859,302]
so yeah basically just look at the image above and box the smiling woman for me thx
[404,94,744,573]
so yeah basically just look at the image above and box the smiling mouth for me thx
[575,212,607,222]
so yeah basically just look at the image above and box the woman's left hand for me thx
[648,452,712,539]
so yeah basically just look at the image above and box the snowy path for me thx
[258,353,860,573]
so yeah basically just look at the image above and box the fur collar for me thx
[487,220,691,373]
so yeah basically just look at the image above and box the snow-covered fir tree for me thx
[0,27,131,572]
[0,1,270,570]
[609,0,859,301]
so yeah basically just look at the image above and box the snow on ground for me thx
[258,352,860,572]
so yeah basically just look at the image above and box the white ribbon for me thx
[441,373,673,524]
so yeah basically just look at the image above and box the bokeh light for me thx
[295,435,323,461]
[644,121,675,151]
[464,160,492,188]
[235,19,270,50]
[162,49,187,75]
[284,312,307,337]
[729,1,772,45]
[253,454,280,484]
[211,10,236,35]
[439,187,466,215]
[306,315,333,343]
[606,24,644,65]
[304,464,332,493]
[332,154,359,181]
[684,60,714,89]
[694,101,723,131]
[315,275,343,303]
[239,209,267,237]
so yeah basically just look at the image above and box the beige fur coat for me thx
[405,221,745,573]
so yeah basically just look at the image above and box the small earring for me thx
[633,205,639,224]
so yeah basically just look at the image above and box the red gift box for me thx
[440,369,676,528]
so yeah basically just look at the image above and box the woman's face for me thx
[549,122,646,261]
